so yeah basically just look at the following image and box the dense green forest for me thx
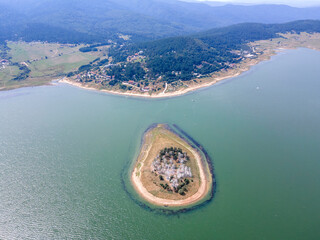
[0,0,320,44]
[99,20,320,84]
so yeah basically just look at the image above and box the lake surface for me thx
[0,48,320,239]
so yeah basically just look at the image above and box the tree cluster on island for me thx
[152,147,193,196]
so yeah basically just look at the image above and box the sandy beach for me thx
[59,32,320,98]
[59,59,261,99]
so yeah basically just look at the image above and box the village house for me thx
[128,80,136,85]
[141,87,150,92]
[1,59,9,65]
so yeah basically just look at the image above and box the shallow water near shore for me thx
[1,48,320,239]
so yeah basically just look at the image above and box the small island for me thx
[131,124,213,207]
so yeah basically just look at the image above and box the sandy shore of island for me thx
[130,128,211,207]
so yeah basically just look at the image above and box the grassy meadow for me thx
[0,41,109,90]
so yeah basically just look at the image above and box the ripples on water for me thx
[1,49,320,239]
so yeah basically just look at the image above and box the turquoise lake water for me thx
[0,48,319,239]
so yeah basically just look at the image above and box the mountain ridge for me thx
[0,0,320,43]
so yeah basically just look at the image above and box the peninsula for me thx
[61,31,320,98]
[2,21,320,95]
[131,124,213,207]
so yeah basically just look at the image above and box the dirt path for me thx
[162,83,168,94]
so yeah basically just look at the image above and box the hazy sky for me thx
[197,0,320,7]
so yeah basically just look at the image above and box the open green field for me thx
[0,41,109,90]
[0,65,21,89]
[250,32,320,52]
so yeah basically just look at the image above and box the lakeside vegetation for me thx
[2,20,320,93]
[107,20,320,83]
[65,20,320,95]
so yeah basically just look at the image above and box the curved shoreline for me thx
[130,124,212,208]
[2,33,320,94]
[58,47,281,98]
[59,64,252,99]
[58,32,320,98]
[58,50,268,99]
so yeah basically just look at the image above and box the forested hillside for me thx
[96,20,320,85]
[0,0,320,43]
